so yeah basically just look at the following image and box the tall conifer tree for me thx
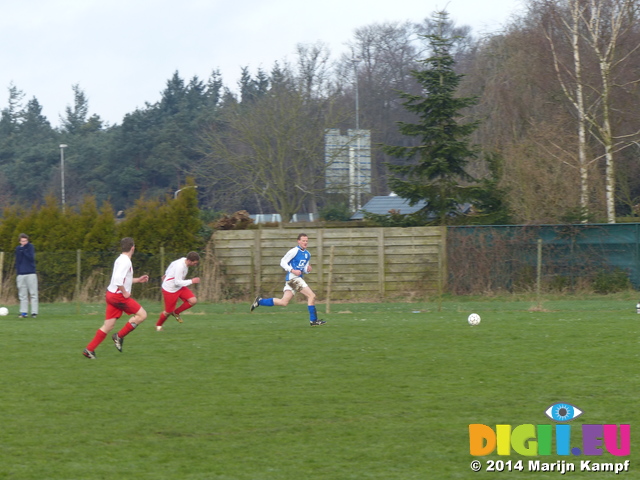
[382,11,479,225]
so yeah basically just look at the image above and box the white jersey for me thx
[280,246,311,281]
[162,257,193,293]
[107,254,133,294]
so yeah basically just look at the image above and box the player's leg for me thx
[252,286,294,310]
[27,273,38,317]
[157,290,178,329]
[273,289,294,306]
[173,288,197,317]
[113,300,147,352]
[119,305,147,336]
[300,287,325,326]
[16,275,28,317]
[84,317,118,358]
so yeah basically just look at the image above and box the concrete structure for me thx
[325,128,371,211]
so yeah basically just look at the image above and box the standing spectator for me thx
[83,237,149,359]
[250,233,326,326]
[155,252,201,331]
[15,233,38,318]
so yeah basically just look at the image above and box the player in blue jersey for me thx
[251,233,326,326]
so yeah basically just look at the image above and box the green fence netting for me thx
[447,224,640,295]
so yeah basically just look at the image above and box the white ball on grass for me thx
[468,313,481,326]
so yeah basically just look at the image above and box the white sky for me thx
[0,0,524,127]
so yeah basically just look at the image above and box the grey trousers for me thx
[17,273,38,315]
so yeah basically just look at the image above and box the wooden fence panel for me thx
[211,226,446,300]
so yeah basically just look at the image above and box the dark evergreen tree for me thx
[238,67,270,105]
[101,71,224,211]
[204,70,224,110]
[270,62,289,90]
[61,85,104,135]
[159,72,187,116]
[20,98,53,139]
[0,86,60,206]
[381,11,481,225]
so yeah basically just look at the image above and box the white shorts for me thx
[284,276,308,293]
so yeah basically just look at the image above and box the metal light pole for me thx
[353,56,362,210]
[59,144,68,212]
[174,185,198,199]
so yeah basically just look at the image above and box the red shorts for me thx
[105,291,142,320]
[162,287,195,312]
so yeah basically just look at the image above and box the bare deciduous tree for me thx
[538,0,640,223]
[200,79,346,222]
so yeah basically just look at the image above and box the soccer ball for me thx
[468,313,481,326]
[0,307,8,316]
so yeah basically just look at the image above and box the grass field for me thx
[1,294,638,479]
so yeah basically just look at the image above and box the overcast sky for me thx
[1,0,525,127]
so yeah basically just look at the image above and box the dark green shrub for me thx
[319,203,351,222]
[592,268,631,294]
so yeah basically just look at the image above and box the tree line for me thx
[1,0,639,225]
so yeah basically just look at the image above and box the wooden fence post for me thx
[254,229,262,295]
[0,251,4,300]
[536,238,543,303]
[76,249,81,298]
[0,252,4,298]
[160,246,165,278]
[316,229,324,297]
[326,246,335,314]
[377,228,385,296]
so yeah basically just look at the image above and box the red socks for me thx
[86,321,138,352]
[117,321,136,338]
[156,312,169,327]
[87,329,107,351]
[174,302,192,315]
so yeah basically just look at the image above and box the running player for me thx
[83,237,149,359]
[251,233,326,326]
[155,252,201,331]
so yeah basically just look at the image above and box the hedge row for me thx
[1,184,203,301]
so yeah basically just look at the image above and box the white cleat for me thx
[156,326,164,332]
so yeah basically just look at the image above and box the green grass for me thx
[1,296,639,479]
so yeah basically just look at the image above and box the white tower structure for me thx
[325,128,371,212]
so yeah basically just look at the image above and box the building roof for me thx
[351,195,472,220]
[350,196,427,220]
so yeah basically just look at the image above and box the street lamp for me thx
[351,54,362,211]
[59,144,68,212]
[174,185,198,199]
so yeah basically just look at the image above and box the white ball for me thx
[0,307,8,316]
[468,313,481,326]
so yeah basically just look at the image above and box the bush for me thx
[592,268,631,294]
[319,203,352,222]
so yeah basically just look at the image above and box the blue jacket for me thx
[15,242,36,275]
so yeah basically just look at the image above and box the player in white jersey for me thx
[83,237,149,359]
[250,233,326,326]
[155,252,200,331]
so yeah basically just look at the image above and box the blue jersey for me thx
[280,246,310,281]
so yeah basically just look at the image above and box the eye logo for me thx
[545,403,583,422]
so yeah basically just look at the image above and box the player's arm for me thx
[280,248,298,273]
[23,244,36,262]
[117,284,130,298]
[173,263,197,287]
[133,275,149,284]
